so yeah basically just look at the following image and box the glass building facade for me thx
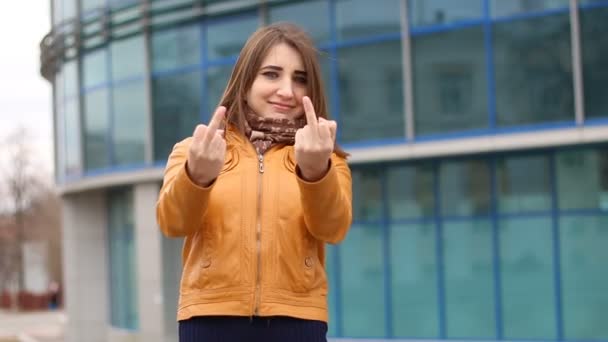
[44,0,608,341]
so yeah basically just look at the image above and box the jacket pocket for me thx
[273,226,317,293]
[183,216,245,292]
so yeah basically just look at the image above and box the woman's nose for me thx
[276,79,294,98]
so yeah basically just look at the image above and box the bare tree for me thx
[0,126,52,309]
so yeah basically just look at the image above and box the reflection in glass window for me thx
[152,24,201,72]
[391,223,438,338]
[207,15,258,60]
[109,0,139,9]
[580,6,608,119]
[352,168,383,222]
[494,13,573,127]
[108,188,139,330]
[82,0,105,13]
[443,220,494,338]
[556,148,608,210]
[206,66,233,118]
[413,27,488,135]
[409,0,483,27]
[111,35,146,80]
[338,41,404,143]
[387,164,435,219]
[440,160,491,217]
[491,0,569,17]
[340,223,385,337]
[83,49,108,88]
[499,217,556,339]
[496,155,551,213]
[153,71,201,162]
[269,0,330,43]
[65,100,81,176]
[335,0,401,41]
[112,82,147,166]
[560,215,608,339]
[84,89,110,170]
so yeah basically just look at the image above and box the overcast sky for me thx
[0,2,53,173]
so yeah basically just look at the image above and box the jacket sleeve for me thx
[156,138,215,237]
[296,154,353,244]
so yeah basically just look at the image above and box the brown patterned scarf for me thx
[244,111,307,154]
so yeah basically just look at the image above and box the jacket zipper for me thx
[253,152,264,315]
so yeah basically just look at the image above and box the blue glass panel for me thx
[500,217,556,339]
[153,71,201,162]
[491,0,569,17]
[269,0,330,43]
[338,41,404,143]
[84,88,111,170]
[206,65,233,119]
[494,12,573,126]
[340,223,386,337]
[443,219,495,338]
[412,27,488,135]
[83,49,108,88]
[496,155,552,213]
[352,167,383,222]
[108,189,139,330]
[387,164,435,219]
[82,0,105,12]
[556,148,608,210]
[409,0,483,27]
[440,160,491,217]
[560,215,608,339]
[207,15,258,60]
[152,24,201,72]
[112,81,147,166]
[111,35,146,80]
[336,0,401,41]
[391,222,439,338]
[325,244,339,337]
[580,6,608,118]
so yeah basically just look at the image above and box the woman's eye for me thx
[294,76,308,85]
[262,71,279,79]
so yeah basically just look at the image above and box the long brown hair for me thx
[218,22,348,158]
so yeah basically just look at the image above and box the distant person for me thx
[156,22,353,342]
[48,281,60,310]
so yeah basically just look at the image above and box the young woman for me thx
[156,22,352,342]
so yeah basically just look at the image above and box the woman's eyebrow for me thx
[260,65,307,76]
[260,65,282,71]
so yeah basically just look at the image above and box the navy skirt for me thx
[179,316,328,342]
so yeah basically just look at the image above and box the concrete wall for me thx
[62,190,109,342]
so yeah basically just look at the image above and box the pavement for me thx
[0,310,66,342]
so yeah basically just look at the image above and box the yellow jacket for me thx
[156,129,353,322]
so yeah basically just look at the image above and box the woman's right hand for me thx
[186,106,227,187]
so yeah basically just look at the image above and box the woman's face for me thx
[246,42,308,120]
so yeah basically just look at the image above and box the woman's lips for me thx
[270,102,294,112]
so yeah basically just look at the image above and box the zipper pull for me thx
[258,154,264,174]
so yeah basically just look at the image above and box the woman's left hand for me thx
[295,96,337,181]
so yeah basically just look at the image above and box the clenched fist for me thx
[187,106,227,187]
[295,96,337,181]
